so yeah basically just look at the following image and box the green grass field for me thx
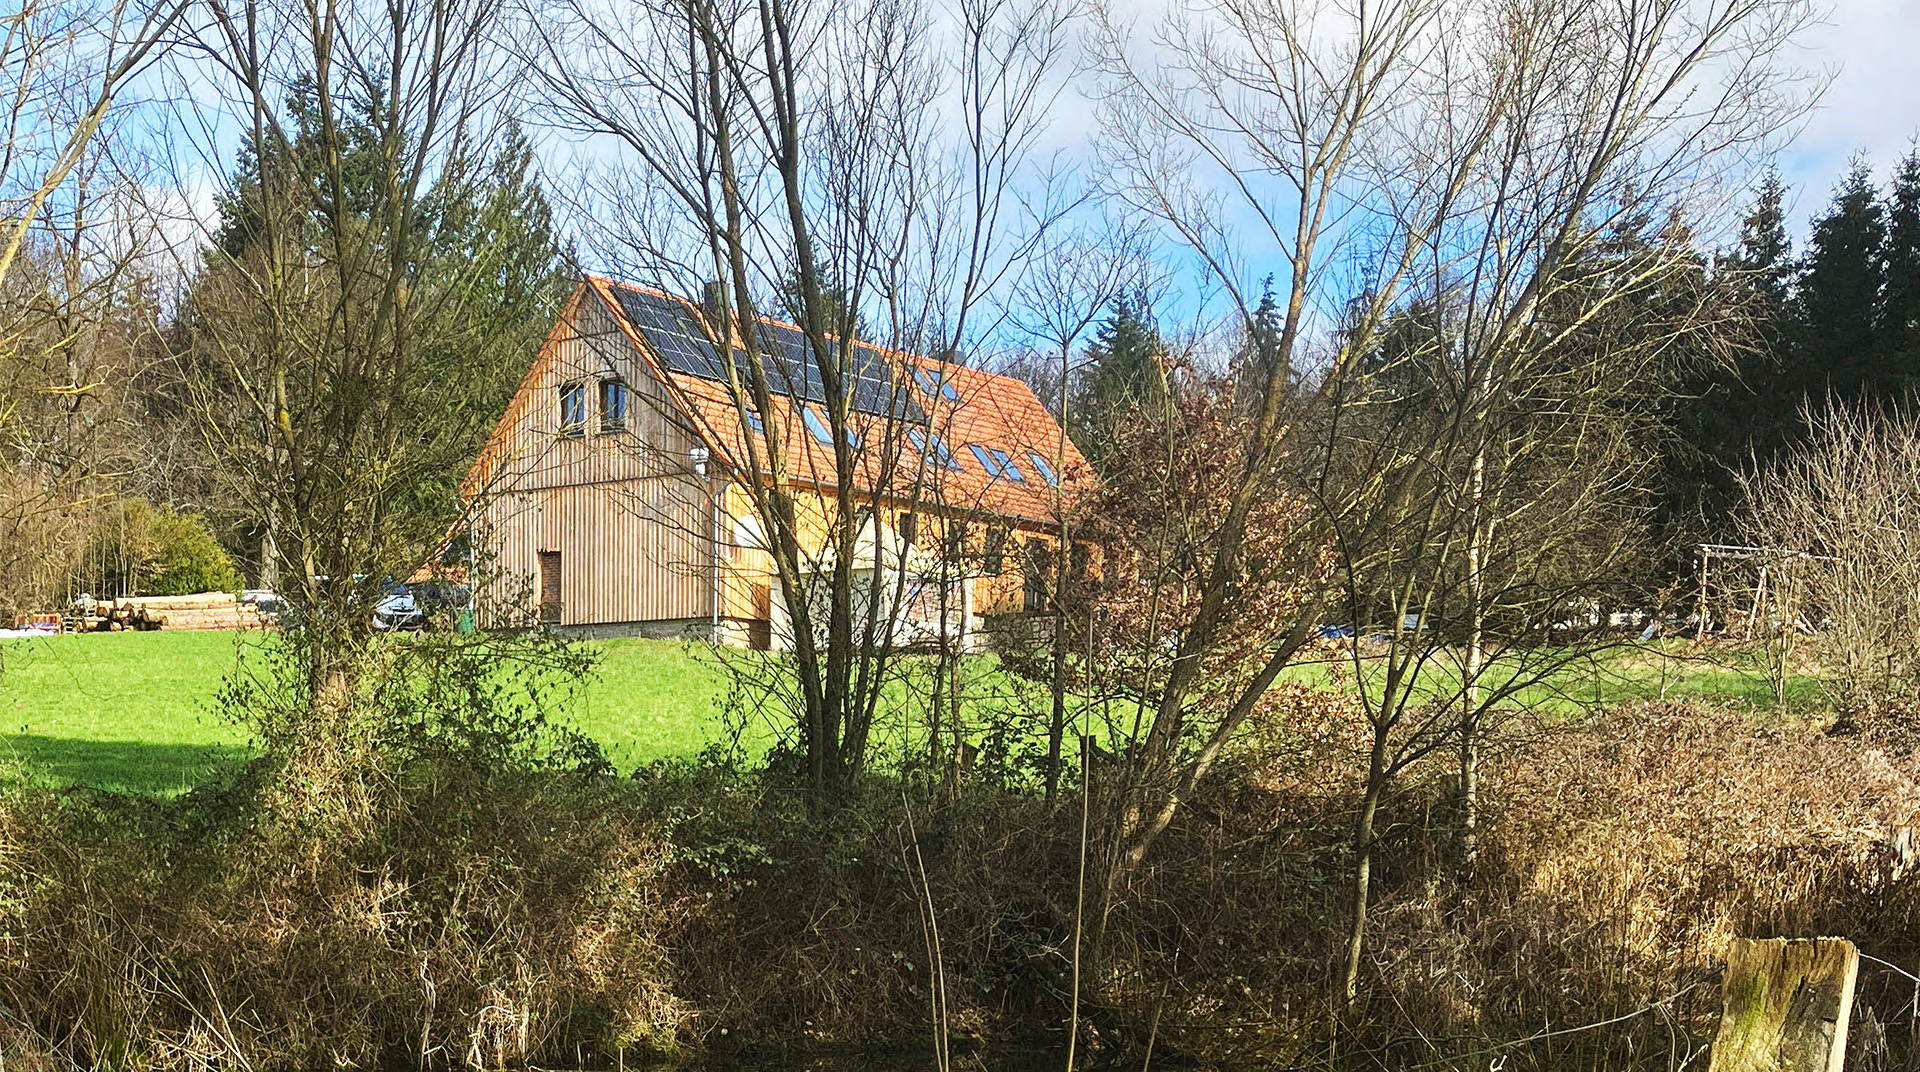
[0,631,742,794]
[0,629,1831,794]
[1279,640,1826,714]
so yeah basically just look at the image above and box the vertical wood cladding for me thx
[477,291,717,626]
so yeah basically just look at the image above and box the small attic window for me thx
[559,381,587,437]
[1026,450,1058,486]
[969,444,1026,483]
[913,366,961,403]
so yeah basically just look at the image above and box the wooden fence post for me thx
[1709,937,1859,1072]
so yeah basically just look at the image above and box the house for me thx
[464,277,1089,650]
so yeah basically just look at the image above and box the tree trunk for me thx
[1046,630,1067,800]
[1342,732,1389,1007]
[1459,383,1490,868]
[929,648,946,771]
[1459,730,1479,867]
[1460,589,1484,867]
[948,643,964,783]
[1045,339,1072,802]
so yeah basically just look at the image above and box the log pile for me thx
[96,592,267,631]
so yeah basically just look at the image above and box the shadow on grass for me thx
[0,735,254,796]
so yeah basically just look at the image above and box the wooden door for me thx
[538,550,562,623]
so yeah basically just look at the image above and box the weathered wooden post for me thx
[1709,937,1859,1072]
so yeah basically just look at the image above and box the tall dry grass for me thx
[3,699,1919,1069]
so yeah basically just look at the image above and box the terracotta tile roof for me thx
[589,278,1090,526]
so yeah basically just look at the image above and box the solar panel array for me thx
[610,287,922,421]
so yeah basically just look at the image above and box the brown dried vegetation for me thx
[5,700,1920,1069]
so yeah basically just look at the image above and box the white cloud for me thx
[1782,0,1920,217]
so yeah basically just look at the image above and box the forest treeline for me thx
[1043,156,1920,561]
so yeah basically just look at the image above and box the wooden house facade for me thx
[465,278,1088,649]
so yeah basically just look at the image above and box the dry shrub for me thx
[0,763,688,1072]
[1743,402,1920,710]
[1046,700,1920,1068]
[1429,701,1920,1068]
[13,695,1920,1069]
[636,768,1068,1046]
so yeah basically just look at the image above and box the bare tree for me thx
[0,0,188,300]
[0,0,190,616]
[1743,401,1920,714]
[1089,0,1814,1006]
[1004,217,1148,799]
[173,0,560,789]
[1080,0,1448,946]
[527,0,1074,795]
[0,149,183,615]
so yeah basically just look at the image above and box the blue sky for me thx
[139,0,1919,302]
[1776,0,1920,234]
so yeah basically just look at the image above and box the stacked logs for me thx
[97,592,266,631]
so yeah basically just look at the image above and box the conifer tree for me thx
[1793,160,1887,404]
[1073,293,1167,469]
[423,118,573,409]
[1880,147,1920,385]
[776,266,867,343]
[1728,174,1795,313]
[187,89,568,581]
[1234,275,1285,410]
[212,75,393,259]
[1662,174,1794,543]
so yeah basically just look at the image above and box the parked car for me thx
[409,580,472,614]
[369,579,472,632]
[370,583,427,631]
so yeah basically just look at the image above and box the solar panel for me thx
[610,287,923,422]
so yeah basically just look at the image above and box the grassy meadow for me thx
[1280,639,1827,713]
[0,627,1828,794]
[0,631,741,793]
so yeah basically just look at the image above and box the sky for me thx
[102,0,1920,301]
[1778,0,1920,231]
